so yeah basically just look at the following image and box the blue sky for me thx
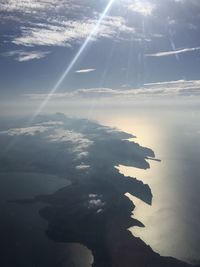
[1,0,200,103]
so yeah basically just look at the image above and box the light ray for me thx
[31,0,116,121]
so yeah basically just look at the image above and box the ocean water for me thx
[0,172,93,267]
[79,106,200,263]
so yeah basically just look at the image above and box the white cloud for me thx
[89,194,98,198]
[47,128,93,156]
[143,80,200,96]
[76,151,89,159]
[146,47,200,57]
[3,50,50,61]
[48,128,92,144]
[36,121,64,126]
[88,198,105,209]
[0,0,71,13]
[0,126,48,136]
[76,164,90,170]
[0,0,49,12]
[26,80,200,100]
[128,0,155,16]
[75,68,96,73]
[12,16,134,47]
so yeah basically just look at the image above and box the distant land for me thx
[1,114,199,267]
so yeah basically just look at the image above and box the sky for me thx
[1,0,200,109]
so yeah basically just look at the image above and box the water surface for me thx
[84,106,200,263]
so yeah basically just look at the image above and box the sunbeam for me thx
[31,0,116,120]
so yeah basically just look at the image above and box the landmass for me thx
[1,114,199,267]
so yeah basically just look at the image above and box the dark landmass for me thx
[1,114,199,267]
[15,174,197,267]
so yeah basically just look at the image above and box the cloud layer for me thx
[26,80,200,100]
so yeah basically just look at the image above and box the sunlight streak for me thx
[31,0,116,120]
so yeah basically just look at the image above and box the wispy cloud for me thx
[0,0,69,13]
[0,126,48,136]
[75,68,96,73]
[3,50,50,61]
[0,1,135,48]
[12,17,134,47]
[128,0,155,16]
[146,47,200,57]
[26,80,200,100]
